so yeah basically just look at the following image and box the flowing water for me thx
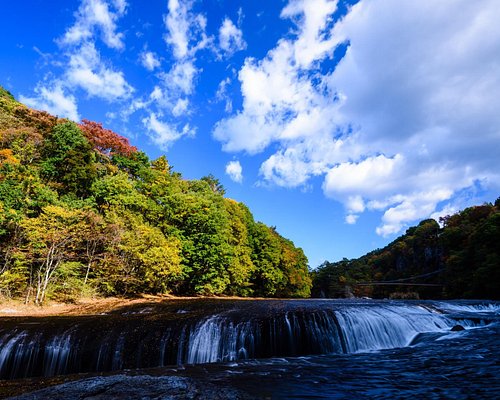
[0,299,499,398]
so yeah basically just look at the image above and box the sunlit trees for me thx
[0,86,314,303]
[313,201,500,300]
[19,205,88,304]
[41,122,97,196]
[78,119,137,157]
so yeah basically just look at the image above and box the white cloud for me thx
[23,0,132,112]
[164,0,210,59]
[280,0,338,68]
[213,0,500,237]
[145,0,212,126]
[323,155,404,198]
[59,0,127,50]
[142,113,195,150]
[225,160,243,183]
[215,77,233,113]
[140,51,161,71]
[214,0,341,154]
[20,83,80,121]
[150,86,163,101]
[172,98,189,116]
[345,214,358,225]
[218,18,246,56]
[162,61,198,96]
[66,42,134,100]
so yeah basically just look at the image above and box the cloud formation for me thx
[21,0,132,120]
[20,83,80,121]
[66,42,133,100]
[59,0,127,50]
[142,113,195,150]
[214,0,500,236]
[140,51,161,71]
[225,160,243,183]
[218,17,246,57]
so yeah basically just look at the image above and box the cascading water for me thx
[0,300,494,380]
[335,304,453,352]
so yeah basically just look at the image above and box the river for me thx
[0,299,499,399]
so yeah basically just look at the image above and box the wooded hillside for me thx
[0,86,311,304]
[312,200,500,299]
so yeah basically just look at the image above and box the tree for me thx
[201,174,226,195]
[78,119,137,157]
[224,199,255,296]
[118,213,182,294]
[249,222,284,296]
[41,122,97,196]
[19,205,89,305]
[276,236,311,298]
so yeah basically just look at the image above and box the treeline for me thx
[312,200,500,300]
[0,86,311,304]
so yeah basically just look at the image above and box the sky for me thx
[1,0,499,269]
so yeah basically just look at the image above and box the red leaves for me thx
[78,119,137,157]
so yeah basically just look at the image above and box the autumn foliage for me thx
[0,86,312,304]
[78,119,137,157]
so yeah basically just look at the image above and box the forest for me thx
[312,199,500,300]
[0,86,311,304]
[1,84,498,305]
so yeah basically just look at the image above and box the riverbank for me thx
[0,294,273,317]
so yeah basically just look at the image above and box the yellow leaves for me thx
[0,149,19,166]
[115,213,183,292]
[20,205,90,251]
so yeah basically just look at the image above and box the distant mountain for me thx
[0,85,311,304]
[312,199,500,299]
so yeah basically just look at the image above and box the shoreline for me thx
[0,294,274,317]
[1,296,495,318]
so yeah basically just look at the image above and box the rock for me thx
[9,374,255,400]
[451,325,465,331]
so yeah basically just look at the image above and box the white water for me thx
[44,332,73,376]
[434,302,500,314]
[186,317,255,364]
[0,301,495,378]
[335,304,452,353]
[184,303,463,363]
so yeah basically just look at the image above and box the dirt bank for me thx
[0,294,270,317]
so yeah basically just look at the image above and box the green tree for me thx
[19,205,89,304]
[41,122,97,196]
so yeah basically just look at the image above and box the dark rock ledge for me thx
[7,374,255,400]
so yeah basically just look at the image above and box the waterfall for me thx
[186,317,255,364]
[0,300,493,379]
[43,331,73,376]
[335,304,452,353]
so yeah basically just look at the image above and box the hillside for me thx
[0,86,311,304]
[312,200,500,299]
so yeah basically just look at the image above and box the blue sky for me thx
[1,0,499,269]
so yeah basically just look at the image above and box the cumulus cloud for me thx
[164,0,209,59]
[215,77,233,113]
[66,42,133,100]
[142,113,196,150]
[23,0,132,111]
[213,0,500,236]
[218,17,246,56]
[225,160,243,183]
[162,61,198,96]
[140,50,161,71]
[59,0,127,50]
[20,82,80,121]
[172,98,189,117]
[214,0,341,154]
[142,0,212,126]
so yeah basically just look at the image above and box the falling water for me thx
[0,300,494,380]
